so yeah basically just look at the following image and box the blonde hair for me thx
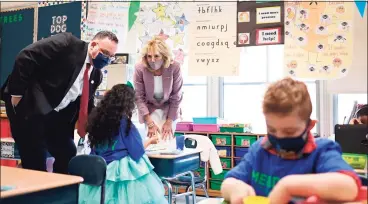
[140,36,173,69]
[263,77,312,120]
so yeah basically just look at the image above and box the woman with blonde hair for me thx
[133,37,183,146]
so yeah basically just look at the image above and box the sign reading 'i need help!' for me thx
[37,1,82,40]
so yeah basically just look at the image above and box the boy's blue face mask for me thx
[92,52,110,69]
[267,126,309,153]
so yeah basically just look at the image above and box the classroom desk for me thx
[1,166,83,204]
[148,149,201,204]
[147,149,201,178]
[197,198,224,204]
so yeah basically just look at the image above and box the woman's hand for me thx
[162,120,173,140]
[147,122,160,138]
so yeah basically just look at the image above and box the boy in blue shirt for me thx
[221,78,362,204]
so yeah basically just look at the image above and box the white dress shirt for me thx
[54,55,93,112]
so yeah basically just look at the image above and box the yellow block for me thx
[243,196,270,204]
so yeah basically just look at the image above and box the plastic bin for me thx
[216,146,231,157]
[176,122,193,131]
[194,168,205,178]
[342,153,367,169]
[210,180,223,190]
[220,127,244,133]
[192,124,219,132]
[193,117,225,124]
[235,136,257,147]
[210,169,229,180]
[211,134,231,145]
[234,158,241,166]
[220,158,231,169]
[174,132,184,137]
[235,147,249,158]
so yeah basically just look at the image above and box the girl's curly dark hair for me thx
[87,84,135,148]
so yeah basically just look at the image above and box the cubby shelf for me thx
[174,131,266,197]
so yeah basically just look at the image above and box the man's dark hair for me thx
[356,104,368,118]
[92,31,118,44]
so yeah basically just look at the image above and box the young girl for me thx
[78,84,167,204]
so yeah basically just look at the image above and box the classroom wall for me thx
[326,10,367,94]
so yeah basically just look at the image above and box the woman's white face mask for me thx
[149,60,163,70]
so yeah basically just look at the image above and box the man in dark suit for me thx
[0,31,118,174]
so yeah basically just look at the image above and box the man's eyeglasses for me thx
[99,48,115,62]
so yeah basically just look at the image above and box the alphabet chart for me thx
[187,2,240,76]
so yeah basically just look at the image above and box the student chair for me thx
[68,155,107,204]
[167,135,210,204]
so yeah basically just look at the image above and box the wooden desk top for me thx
[147,149,201,159]
[0,166,83,198]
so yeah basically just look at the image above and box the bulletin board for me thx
[236,1,285,47]
[37,1,83,40]
[0,8,35,87]
[283,1,354,80]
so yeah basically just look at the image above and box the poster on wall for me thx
[187,2,240,76]
[0,8,34,86]
[83,2,129,53]
[130,2,191,65]
[284,2,354,80]
[38,1,83,40]
[236,1,284,47]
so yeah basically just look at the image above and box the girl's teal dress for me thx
[78,119,168,204]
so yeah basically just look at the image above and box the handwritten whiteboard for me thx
[83,2,129,52]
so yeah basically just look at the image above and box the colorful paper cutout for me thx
[139,31,151,45]
[156,29,169,41]
[170,31,185,48]
[354,0,367,17]
[173,48,185,65]
[175,14,189,32]
[152,3,167,21]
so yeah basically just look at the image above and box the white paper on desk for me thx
[144,109,177,151]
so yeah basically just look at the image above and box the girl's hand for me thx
[162,120,173,140]
[147,122,160,138]
[149,136,159,145]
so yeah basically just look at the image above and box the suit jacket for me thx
[133,61,183,124]
[0,32,102,118]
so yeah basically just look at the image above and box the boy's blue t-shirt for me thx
[225,138,355,196]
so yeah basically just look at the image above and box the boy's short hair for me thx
[263,77,312,120]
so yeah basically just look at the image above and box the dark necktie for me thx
[77,63,91,138]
